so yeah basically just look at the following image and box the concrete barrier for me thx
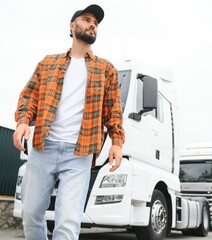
[0,197,22,229]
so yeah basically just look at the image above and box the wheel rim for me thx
[202,206,209,230]
[151,200,167,234]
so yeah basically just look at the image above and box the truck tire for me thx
[134,189,168,240]
[193,201,210,236]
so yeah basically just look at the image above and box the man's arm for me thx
[103,62,125,172]
[13,62,42,151]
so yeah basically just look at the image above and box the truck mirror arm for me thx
[128,108,153,121]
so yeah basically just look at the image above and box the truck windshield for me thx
[179,160,212,182]
[118,70,131,112]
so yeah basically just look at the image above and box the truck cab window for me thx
[157,95,164,122]
[180,160,212,182]
[118,70,131,112]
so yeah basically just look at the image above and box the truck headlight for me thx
[95,195,123,204]
[100,174,127,188]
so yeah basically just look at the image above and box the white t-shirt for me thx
[46,57,87,143]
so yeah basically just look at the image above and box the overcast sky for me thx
[0,0,212,149]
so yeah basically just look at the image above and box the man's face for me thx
[72,13,98,44]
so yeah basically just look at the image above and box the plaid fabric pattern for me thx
[15,48,125,157]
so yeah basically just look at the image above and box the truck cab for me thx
[13,60,210,240]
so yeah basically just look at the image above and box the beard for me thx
[74,24,96,44]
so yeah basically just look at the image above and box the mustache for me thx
[85,28,96,35]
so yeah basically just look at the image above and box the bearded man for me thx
[13,4,125,240]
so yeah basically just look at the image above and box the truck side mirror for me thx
[128,75,158,121]
[143,76,158,110]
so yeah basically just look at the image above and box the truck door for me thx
[133,79,172,171]
[130,78,158,165]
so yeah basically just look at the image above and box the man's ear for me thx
[70,22,75,34]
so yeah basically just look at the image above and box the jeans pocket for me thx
[44,139,56,147]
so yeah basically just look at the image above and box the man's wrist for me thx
[111,144,122,149]
[17,117,30,127]
[112,137,123,148]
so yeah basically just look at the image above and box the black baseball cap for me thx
[71,4,104,24]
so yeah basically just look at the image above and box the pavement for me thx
[0,228,212,240]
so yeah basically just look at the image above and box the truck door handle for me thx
[156,150,160,160]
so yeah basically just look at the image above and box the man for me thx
[13,4,125,240]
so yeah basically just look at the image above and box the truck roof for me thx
[116,59,175,83]
[116,59,177,106]
[180,142,212,159]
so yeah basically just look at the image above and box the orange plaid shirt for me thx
[15,48,125,158]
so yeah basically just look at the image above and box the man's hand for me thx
[13,123,30,151]
[108,145,122,172]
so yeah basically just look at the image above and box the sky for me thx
[0,0,212,149]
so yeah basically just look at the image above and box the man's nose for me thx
[90,22,95,29]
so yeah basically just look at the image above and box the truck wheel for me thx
[193,201,210,236]
[47,220,54,233]
[134,189,168,240]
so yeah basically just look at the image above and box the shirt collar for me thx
[66,48,96,61]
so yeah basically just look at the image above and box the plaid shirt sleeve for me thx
[103,62,125,147]
[15,61,42,126]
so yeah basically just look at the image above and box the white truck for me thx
[13,60,210,240]
[179,143,212,229]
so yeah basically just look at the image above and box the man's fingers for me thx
[109,151,114,165]
[110,165,117,172]
[108,145,122,172]
[13,131,25,151]
[109,158,121,172]
[24,127,30,140]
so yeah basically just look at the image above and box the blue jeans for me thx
[21,140,93,240]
